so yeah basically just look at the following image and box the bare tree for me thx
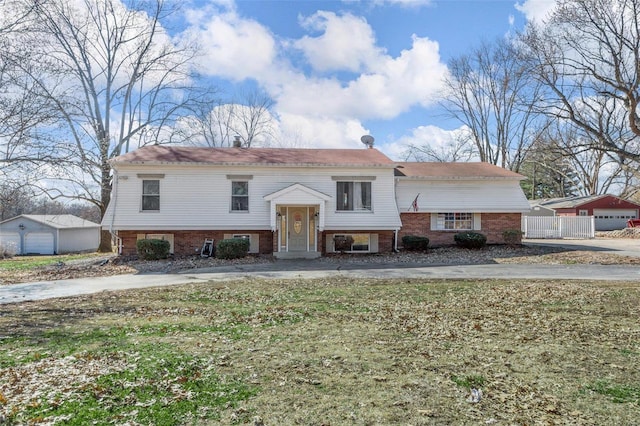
[519,135,582,199]
[0,182,36,220]
[230,89,275,147]
[180,88,276,148]
[520,0,640,162]
[0,1,62,171]
[178,94,236,147]
[5,0,202,251]
[403,131,476,162]
[539,123,632,196]
[441,37,547,170]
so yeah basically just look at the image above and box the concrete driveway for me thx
[2,251,640,305]
[523,237,640,258]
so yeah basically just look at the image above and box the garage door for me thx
[0,233,21,254]
[25,232,54,254]
[593,209,638,231]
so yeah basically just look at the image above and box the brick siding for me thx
[118,230,274,256]
[399,212,522,247]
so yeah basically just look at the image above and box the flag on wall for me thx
[409,193,420,212]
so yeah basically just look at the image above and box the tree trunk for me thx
[98,158,113,253]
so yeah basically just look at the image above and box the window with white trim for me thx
[336,181,371,211]
[333,234,370,252]
[231,181,249,211]
[142,180,160,211]
[436,213,473,230]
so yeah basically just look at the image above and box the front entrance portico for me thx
[264,184,331,258]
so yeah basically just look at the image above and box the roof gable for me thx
[264,183,332,202]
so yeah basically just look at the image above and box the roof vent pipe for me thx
[233,135,242,148]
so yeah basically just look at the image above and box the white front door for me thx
[287,207,308,252]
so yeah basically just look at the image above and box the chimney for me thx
[233,135,242,148]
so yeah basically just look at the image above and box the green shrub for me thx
[502,229,522,246]
[402,235,429,251]
[136,239,170,260]
[1,241,17,259]
[333,235,354,252]
[216,238,250,259]
[454,232,487,249]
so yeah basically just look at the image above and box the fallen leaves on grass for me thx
[3,277,638,424]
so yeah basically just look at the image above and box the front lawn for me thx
[1,277,639,424]
[0,253,108,272]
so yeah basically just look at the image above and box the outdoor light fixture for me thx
[18,223,25,230]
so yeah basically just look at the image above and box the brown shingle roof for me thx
[112,145,396,167]
[395,162,524,179]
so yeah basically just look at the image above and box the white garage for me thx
[593,209,638,231]
[0,214,100,255]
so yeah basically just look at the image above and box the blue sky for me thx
[178,0,555,158]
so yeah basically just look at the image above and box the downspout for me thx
[394,229,399,253]
[393,174,402,253]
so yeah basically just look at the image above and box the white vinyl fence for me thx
[522,216,595,239]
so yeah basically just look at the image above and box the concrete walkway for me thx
[2,258,640,305]
[523,237,640,258]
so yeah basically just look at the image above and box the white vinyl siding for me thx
[104,165,402,231]
[396,180,530,213]
[58,228,100,253]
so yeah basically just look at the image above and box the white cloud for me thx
[183,3,448,149]
[277,113,368,149]
[184,4,276,80]
[369,0,433,7]
[379,125,476,161]
[515,0,558,23]
[294,11,383,73]
[276,34,447,120]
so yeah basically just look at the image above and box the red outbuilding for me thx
[529,195,640,231]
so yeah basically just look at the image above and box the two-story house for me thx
[102,145,529,257]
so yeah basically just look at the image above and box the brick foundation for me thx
[117,230,274,256]
[398,213,522,247]
[117,215,523,256]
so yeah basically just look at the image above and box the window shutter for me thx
[473,213,482,230]
[430,213,438,230]
[370,234,379,252]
